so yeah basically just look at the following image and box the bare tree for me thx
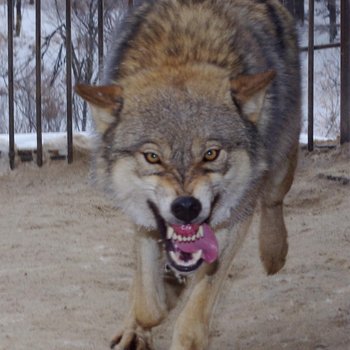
[327,0,337,42]
[14,68,36,132]
[313,0,339,43]
[41,0,127,131]
[317,49,340,137]
[0,89,8,133]
[15,0,22,37]
[280,0,305,24]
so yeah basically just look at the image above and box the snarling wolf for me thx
[76,0,301,348]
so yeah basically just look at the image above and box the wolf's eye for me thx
[144,152,161,164]
[203,149,220,162]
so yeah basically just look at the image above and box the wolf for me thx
[76,0,301,348]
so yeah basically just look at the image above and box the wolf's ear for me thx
[230,70,276,123]
[75,84,123,133]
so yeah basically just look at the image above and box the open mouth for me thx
[164,223,219,274]
[147,200,219,275]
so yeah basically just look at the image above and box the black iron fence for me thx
[4,0,350,169]
[6,0,81,168]
[302,0,350,151]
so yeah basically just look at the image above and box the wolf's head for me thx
[76,68,274,274]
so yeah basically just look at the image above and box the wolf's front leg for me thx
[169,218,252,350]
[111,231,167,350]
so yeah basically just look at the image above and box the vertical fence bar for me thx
[340,0,350,144]
[98,0,104,79]
[308,0,314,151]
[8,0,15,169]
[66,0,73,163]
[36,0,43,166]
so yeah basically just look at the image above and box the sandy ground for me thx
[0,144,349,350]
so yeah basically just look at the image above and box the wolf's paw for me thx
[259,222,288,275]
[260,236,288,275]
[261,252,287,275]
[110,329,152,350]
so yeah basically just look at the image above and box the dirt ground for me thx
[0,144,349,350]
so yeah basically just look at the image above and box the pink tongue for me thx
[171,224,219,264]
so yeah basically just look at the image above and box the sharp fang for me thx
[173,233,178,241]
[198,225,204,238]
[177,235,183,242]
[192,250,202,261]
[191,234,196,242]
[169,251,182,265]
[167,226,175,240]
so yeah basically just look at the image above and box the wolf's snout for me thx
[171,196,202,223]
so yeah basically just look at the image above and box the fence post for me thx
[8,0,15,169]
[36,0,43,166]
[98,0,104,79]
[340,0,350,144]
[66,0,73,163]
[308,0,314,151]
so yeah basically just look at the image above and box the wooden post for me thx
[66,0,73,163]
[340,0,350,144]
[15,0,22,37]
[36,0,43,166]
[8,0,15,169]
[308,0,314,151]
[98,0,104,79]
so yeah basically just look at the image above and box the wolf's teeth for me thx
[192,250,202,261]
[167,226,175,240]
[173,233,178,241]
[191,234,196,241]
[169,251,181,265]
[198,225,204,238]
[177,235,183,242]
[169,249,202,267]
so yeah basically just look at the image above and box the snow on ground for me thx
[0,132,93,174]
[0,131,334,157]
[0,132,92,152]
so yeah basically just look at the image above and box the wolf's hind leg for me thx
[111,233,168,350]
[259,149,298,275]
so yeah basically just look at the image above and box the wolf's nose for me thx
[171,196,202,223]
